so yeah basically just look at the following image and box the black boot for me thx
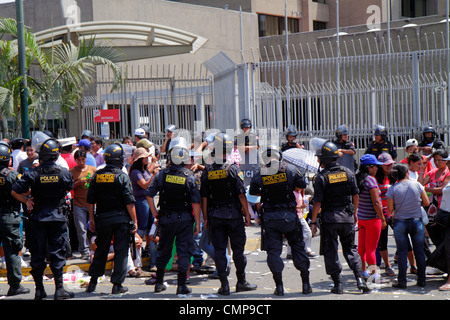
[112,283,128,294]
[218,273,230,295]
[33,275,47,300]
[301,271,312,294]
[273,273,284,296]
[154,269,167,293]
[355,275,371,293]
[54,277,75,300]
[235,272,257,292]
[176,272,192,295]
[7,284,30,296]
[330,274,343,294]
[86,276,97,293]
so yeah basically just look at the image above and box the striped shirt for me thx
[378,176,391,217]
[357,175,381,220]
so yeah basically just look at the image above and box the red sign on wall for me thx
[94,109,121,123]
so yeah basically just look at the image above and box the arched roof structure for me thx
[34,20,208,61]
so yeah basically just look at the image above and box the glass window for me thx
[258,14,299,37]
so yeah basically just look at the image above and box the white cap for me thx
[405,138,418,148]
[134,128,145,136]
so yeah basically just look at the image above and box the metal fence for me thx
[81,32,450,154]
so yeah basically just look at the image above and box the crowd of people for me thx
[0,120,449,299]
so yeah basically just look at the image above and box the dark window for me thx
[402,0,426,18]
[313,21,327,31]
[312,0,326,4]
[258,14,299,37]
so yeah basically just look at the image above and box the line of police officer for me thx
[1,126,373,298]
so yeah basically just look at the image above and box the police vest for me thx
[260,161,296,210]
[158,166,192,215]
[31,166,67,209]
[205,162,237,209]
[320,164,352,210]
[0,168,19,212]
[93,167,126,214]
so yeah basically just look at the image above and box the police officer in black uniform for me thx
[310,141,370,294]
[201,132,256,295]
[418,125,445,156]
[12,138,74,300]
[85,143,138,295]
[280,125,303,152]
[250,144,312,296]
[146,137,201,295]
[333,124,357,172]
[0,141,30,297]
[364,125,397,160]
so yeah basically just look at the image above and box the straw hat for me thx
[133,147,151,162]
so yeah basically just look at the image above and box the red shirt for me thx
[61,153,77,169]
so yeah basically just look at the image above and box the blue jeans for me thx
[135,198,153,234]
[393,218,426,286]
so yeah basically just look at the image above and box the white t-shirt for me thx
[439,184,450,212]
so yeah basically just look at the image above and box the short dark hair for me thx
[407,153,422,164]
[74,149,87,159]
[93,137,102,146]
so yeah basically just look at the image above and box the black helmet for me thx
[103,143,124,167]
[285,125,298,137]
[240,118,252,129]
[212,132,233,156]
[374,125,387,138]
[0,141,12,166]
[260,144,281,166]
[335,125,349,139]
[315,141,339,164]
[38,138,60,162]
[422,125,436,139]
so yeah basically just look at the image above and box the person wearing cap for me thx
[401,138,433,174]
[160,124,177,154]
[75,139,97,167]
[311,141,370,294]
[375,152,398,277]
[129,147,158,274]
[134,128,146,145]
[355,154,387,282]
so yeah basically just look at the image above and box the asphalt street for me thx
[1,222,449,306]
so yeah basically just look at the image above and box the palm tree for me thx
[0,17,125,135]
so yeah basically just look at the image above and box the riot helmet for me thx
[168,136,190,165]
[211,132,233,157]
[285,125,298,138]
[240,118,252,129]
[315,141,339,165]
[103,143,125,167]
[0,141,12,167]
[374,125,387,139]
[38,138,60,162]
[335,125,349,140]
[422,125,436,142]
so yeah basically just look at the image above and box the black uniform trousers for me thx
[264,217,310,274]
[321,222,362,277]
[210,217,247,276]
[89,222,130,284]
[156,218,194,274]
[28,219,68,280]
[0,213,23,287]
